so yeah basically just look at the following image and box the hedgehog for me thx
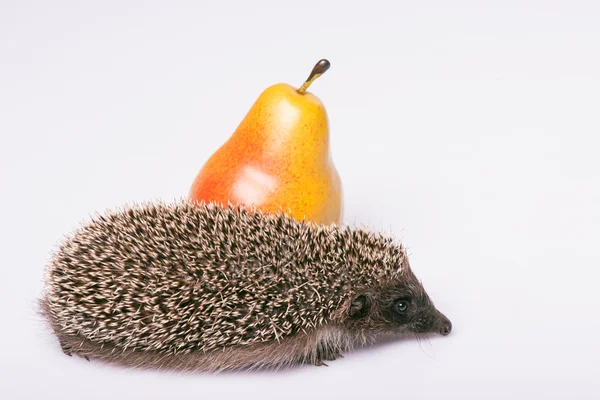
[40,201,452,372]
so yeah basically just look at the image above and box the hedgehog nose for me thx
[439,321,452,336]
[435,311,452,336]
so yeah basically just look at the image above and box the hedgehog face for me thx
[346,269,452,338]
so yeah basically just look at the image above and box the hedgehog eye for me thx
[394,299,410,314]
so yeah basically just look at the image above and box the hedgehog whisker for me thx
[415,333,435,359]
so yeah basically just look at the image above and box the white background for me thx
[1,1,599,399]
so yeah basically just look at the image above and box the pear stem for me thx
[297,59,330,94]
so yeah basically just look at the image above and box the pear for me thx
[189,60,343,224]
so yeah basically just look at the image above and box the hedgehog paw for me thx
[323,350,344,361]
[60,342,73,357]
[317,346,343,361]
[311,359,329,367]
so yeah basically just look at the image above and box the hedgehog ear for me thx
[349,295,369,319]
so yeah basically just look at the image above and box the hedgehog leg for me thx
[58,338,91,361]
[311,359,329,367]
[60,341,73,357]
[324,350,344,361]
[318,349,344,361]
[315,341,343,363]
[318,345,344,361]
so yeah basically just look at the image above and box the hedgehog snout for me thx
[436,312,452,336]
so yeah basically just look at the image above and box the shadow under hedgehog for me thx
[40,201,452,372]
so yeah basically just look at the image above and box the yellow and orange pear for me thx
[189,60,343,224]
